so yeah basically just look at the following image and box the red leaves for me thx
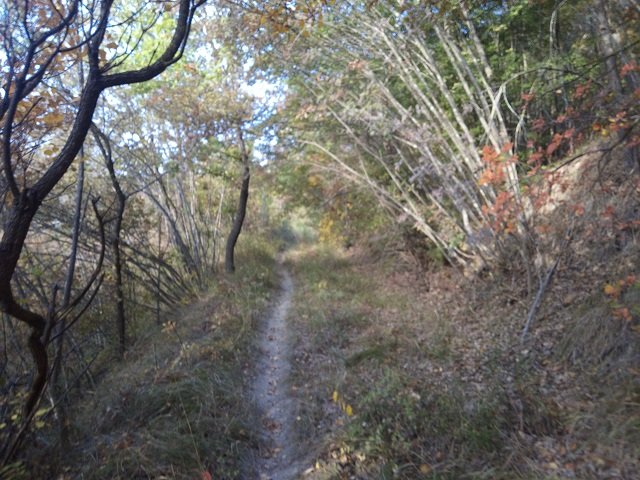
[478,144,515,187]
[546,133,563,156]
[478,143,522,234]
[521,92,535,103]
[481,145,499,164]
[572,80,592,100]
[544,128,576,157]
[620,62,639,77]
[527,150,544,166]
[601,205,616,219]
[604,276,638,322]
[532,117,546,132]
[570,204,585,217]
[481,191,518,234]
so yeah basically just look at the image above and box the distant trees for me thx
[0,0,203,462]
[277,0,639,268]
[282,3,519,265]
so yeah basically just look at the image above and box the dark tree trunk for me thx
[156,217,163,325]
[113,202,126,356]
[52,160,85,451]
[93,126,127,356]
[225,126,251,274]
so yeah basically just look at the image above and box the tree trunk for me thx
[52,160,84,451]
[225,127,251,274]
[93,125,127,356]
[113,200,126,356]
[156,217,162,325]
[595,0,622,95]
[0,0,199,464]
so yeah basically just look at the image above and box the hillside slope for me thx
[283,235,639,479]
[16,153,638,480]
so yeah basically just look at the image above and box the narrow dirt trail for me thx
[249,264,306,480]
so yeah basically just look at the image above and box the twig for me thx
[520,258,559,343]
[521,227,574,342]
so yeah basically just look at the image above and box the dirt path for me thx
[248,264,306,480]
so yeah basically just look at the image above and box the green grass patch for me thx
[345,341,397,368]
[344,371,507,479]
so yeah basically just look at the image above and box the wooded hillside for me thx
[1,1,638,478]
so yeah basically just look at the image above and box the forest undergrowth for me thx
[2,2,639,479]
[7,238,280,480]
[283,152,640,479]
[284,237,639,479]
[30,152,640,479]
[7,165,638,479]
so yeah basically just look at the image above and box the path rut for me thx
[249,265,305,480]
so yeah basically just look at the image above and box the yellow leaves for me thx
[603,283,620,298]
[43,144,59,157]
[318,215,339,244]
[331,389,354,417]
[613,307,632,322]
[419,464,431,474]
[42,112,64,128]
[35,407,49,418]
[592,122,609,137]
[162,321,177,333]
[603,276,639,322]
[604,275,638,299]
[307,174,321,187]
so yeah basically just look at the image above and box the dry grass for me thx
[283,223,640,480]
[27,237,281,480]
